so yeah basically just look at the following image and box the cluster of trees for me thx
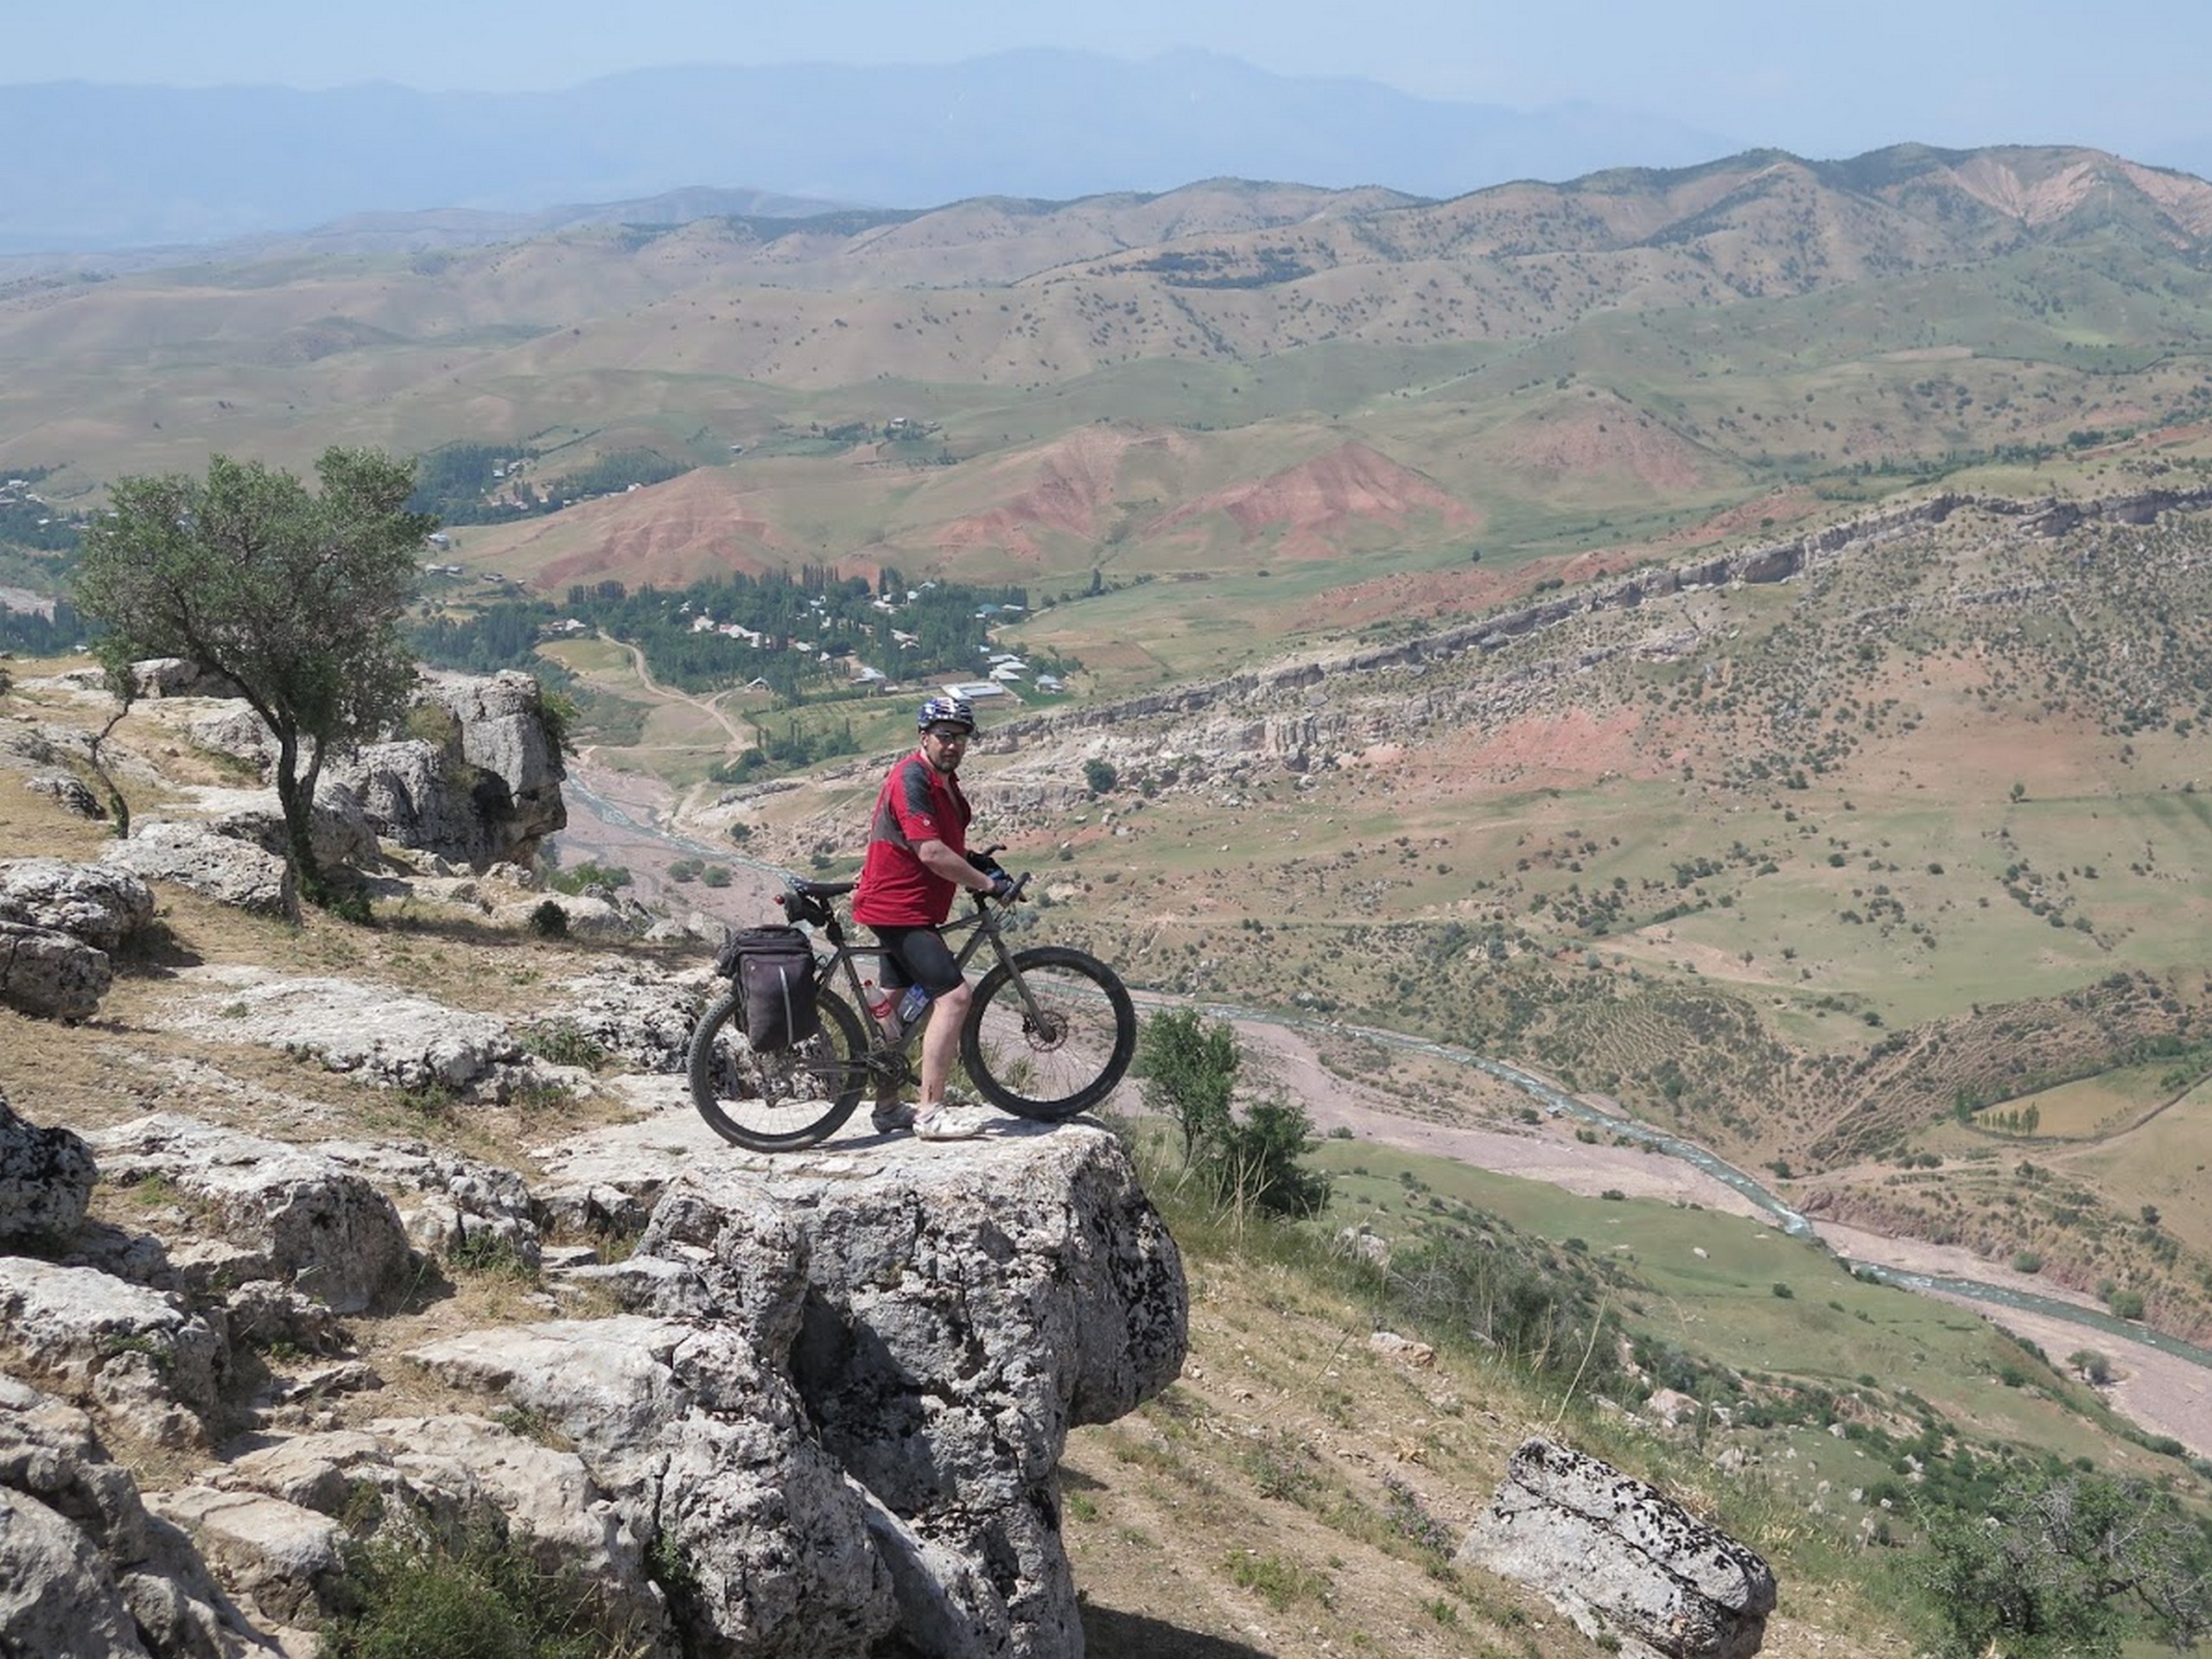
[406,442,543,524]
[1134,1008,1329,1219]
[415,566,1065,703]
[0,596,86,657]
[407,442,692,524]
[1918,1466,2212,1657]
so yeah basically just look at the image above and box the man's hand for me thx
[987,870,1020,903]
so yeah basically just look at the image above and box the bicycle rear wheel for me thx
[687,984,869,1151]
[959,946,1135,1121]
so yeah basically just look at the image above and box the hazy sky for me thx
[7,1,2201,161]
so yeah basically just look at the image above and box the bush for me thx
[527,900,569,939]
[321,1522,626,1659]
[548,860,631,895]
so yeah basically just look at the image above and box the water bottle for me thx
[863,980,895,1022]
[897,984,932,1026]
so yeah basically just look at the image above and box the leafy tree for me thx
[1082,758,1119,797]
[1196,1093,1332,1218]
[1135,1009,1329,1217]
[1916,1468,2212,1658]
[75,448,432,909]
[1137,1007,1238,1160]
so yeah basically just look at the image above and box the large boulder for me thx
[0,918,110,1020]
[0,1260,226,1449]
[0,857,156,953]
[85,1116,416,1316]
[161,1414,671,1642]
[0,1085,96,1249]
[156,785,379,874]
[419,1115,1189,1659]
[155,969,529,1097]
[0,1376,257,1659]
[102,821,294,917]
[1458,1437,1777,1659]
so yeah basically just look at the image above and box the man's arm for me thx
[915,838,996,893]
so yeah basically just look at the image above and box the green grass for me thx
[1310,1136,2160,1466]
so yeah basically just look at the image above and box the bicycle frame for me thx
[799,882,1033,1078]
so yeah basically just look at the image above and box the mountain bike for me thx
[686,861,1137,1151]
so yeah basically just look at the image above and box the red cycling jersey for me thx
[852,750,972,927]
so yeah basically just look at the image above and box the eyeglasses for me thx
[925,726,971,742]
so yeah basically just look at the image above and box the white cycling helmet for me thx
[916,695,976,733]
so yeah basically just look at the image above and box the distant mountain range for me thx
[0,51,1746,254]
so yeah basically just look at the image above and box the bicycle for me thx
[685,858,1137,1151]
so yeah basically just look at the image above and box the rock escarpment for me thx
[0,1085,1188,1658]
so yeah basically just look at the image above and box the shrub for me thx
[321,1522,628,1659]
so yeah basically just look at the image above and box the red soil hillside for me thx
[934,424,1203,563]
[1151,442,1477,561]
[510,469,798,593]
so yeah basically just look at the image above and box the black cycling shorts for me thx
[870,925,963,996]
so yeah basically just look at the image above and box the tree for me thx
[1197,1093,1332,1219]
[1137,1008,1238,1160]
[1917,1469,2212,1658]
[76,448,433,909]
[1135,1009,1330,1218]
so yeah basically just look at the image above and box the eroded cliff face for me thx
[0,1083,1188,1659]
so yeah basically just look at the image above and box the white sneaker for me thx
[912,1103,993,1141]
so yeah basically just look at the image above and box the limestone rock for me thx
[0,918,110,1020]
[103,821,294,917]
[0,856,156,952]
[0,1261,225,1448]
[422,669,566,861]
[327,669,567,870]
[311,1137,543,1272]
[182,703,277,772]
[412,1313,898,1657]
[194,1414,670,1643]
[0,1084,96,1249]
[22,772,105,817]
[0,1377,256,1659]
[157,968,527,1096]
[148,1486,346,1629]
[160,784,379,874]
[85,1116,415,1315]
[527,962,716,1074]
[423,1115,1187,1659]
[1458,1437,1776,1659]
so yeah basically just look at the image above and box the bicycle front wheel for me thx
[686,984,869,1151]
[960,946,1136,1121]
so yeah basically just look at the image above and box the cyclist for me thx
[854,694,1020,1140]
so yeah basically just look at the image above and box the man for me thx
[853,694,1020,1140]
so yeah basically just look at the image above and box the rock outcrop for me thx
[102,820,296,918]
[0,1090,1187,1659]
[326,670,567,870]
[0,858,156,1020]
[1458,1436,1776,1659]
[0,858,155,955]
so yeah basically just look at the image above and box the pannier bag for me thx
[714,925,821,1052]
